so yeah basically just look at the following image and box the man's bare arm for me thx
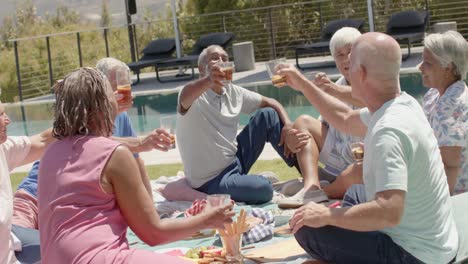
[21,128,55,166]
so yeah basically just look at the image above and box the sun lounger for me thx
[155,32,235,83]
[295,19,365,70]
[387,10,429,61]
[127,38,176,84]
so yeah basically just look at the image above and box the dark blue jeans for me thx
[11,225,41,264]
[294,184,424,264]
[197,108,297,205]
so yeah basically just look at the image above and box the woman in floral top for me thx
[419,31,468,194]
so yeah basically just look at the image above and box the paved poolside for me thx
[13,48,424,173]
[123,47,423,96]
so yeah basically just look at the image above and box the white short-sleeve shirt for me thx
[0,136,31,264]
[176,84,262,188]
[423,80,468,194]
[359,93,458,264]
[319,76,364,176]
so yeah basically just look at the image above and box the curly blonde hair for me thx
[53,67,115,139]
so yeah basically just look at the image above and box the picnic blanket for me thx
[127,176,314,263]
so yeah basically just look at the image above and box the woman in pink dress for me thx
[38,67,234,264]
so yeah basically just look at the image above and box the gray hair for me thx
[330,27,362,58]
[96,57,130,80]
[424,31,468,80]
[197,45,225,68]
[53,67,115,139]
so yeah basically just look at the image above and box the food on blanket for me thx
[197,257,214,264]
[185,246,219,259]
[197,255,228,264]
[200,248,223,258]
[185,247,203,259]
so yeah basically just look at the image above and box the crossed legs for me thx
[292,115,363,198]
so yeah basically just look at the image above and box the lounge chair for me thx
[127,38,176,84]
[387,10,429,61]
[295,19,365,70]
[154,32,235,83]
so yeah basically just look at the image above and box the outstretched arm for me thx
[105,146,235,246]
[111,128,173,153]
[21,128,55,166]
[178,65,225,113]
[278,64,367,137]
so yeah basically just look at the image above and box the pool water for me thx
[5,72,428,136]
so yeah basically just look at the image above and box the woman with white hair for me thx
[419,30,468,194]
[37,68,234,263]
[279,27,364,207]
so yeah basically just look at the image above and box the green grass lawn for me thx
[9,159,300,191]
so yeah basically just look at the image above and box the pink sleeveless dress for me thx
[38,135,189,264]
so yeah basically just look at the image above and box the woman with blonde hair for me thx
[419,30,467,194]
[38,68,234,263]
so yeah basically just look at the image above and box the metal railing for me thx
[5,0,467,102]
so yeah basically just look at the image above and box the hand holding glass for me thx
[115,69,132,104]
[206,194,231,208]
[265,58,287,87]
[217,61,235,83]
[350,142,364,162]
[160,116,176,149]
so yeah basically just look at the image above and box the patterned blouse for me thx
[423,80,468,194]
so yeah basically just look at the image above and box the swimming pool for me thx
[5,72,428,136]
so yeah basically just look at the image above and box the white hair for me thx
[330,27,362,58]
[424,31,468,80]
[95,57,130,80]
[197,45,224,68]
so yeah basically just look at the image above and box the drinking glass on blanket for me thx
[220,233,243,262]
[160,115,176,149]
[265,58,287,87]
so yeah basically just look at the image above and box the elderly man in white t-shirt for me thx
[0,101,55,264]
[176,45,327,205]
[277,32,458,264]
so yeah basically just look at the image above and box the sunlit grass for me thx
[10,159,300,190]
